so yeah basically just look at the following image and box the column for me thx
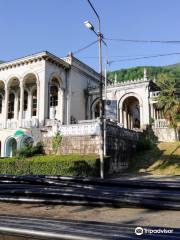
[36,83,40,119]
[123,110,127,128]
[4,86,9,128]
[19,81,24,127]
[119,107,123,124]
[28,90,32,119]
[14,92,19,120]
[60,88,64,124]
[139,105,143,128]
[153,107,156,120]
[150,103,154,119]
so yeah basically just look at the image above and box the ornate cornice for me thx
[0,51,70,72]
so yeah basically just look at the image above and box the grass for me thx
[127,142,180,175]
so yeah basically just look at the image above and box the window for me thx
[50,85,58,107]
[24,91,28,111]
[32,89,37,116]
[8,93,15,119]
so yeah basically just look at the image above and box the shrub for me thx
[52,132,62,154]
[16,142,44,158]
[0,155,100,177]
[137,135,153,151]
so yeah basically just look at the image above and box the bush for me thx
[0,155,100,177]
[137,135,153,151]
[52,132,62,154]
[15,142,44,158]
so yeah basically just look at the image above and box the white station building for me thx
[0,51,167,157]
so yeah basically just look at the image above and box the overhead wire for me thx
[109,52,180,64]
[72,40,98,55]
[105,38,180,44]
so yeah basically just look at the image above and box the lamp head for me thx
[84,20,94,31]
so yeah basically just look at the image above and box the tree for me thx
[156,73,180,139]
[52,132,62,154]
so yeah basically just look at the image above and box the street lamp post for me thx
[84,0,104,178]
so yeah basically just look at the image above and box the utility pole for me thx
[84,0,105,178]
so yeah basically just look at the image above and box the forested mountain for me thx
[107,63,180,82]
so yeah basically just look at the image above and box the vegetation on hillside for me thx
[128,142,180,175]
[107,63,180,82]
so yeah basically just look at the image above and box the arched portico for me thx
[23,73,39,120]
[48,75,64,123]
[118,93,143,129]
[5,137,17,157]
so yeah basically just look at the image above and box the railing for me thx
[44,119,140,140]
[7,119,18,129]
[22,118,39,128]
[0,118,39,129]
[60,121,100,136]
[153,119,168,128]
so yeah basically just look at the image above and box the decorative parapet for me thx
[107,78,149,88]
[87,78,150,93]
[106,121,140,141]
[153,119,168,128]
[44,119,140,141]
[59,121,100,136]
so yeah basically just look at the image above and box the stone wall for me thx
[41,121,140,174]
[153,127,180,142]
[43,135,100,155]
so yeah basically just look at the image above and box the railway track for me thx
[0,175,179,210]
[0,215,179,240]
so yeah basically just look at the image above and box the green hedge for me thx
[0,155,100,177]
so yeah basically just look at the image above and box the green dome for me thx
[14,130,25,138]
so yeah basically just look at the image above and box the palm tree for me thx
[156,73,180,140]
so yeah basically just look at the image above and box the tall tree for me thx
[156,73,180,139]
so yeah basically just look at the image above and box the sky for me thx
[1,0,180,72]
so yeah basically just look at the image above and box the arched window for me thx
[24,90,28,111]
[32,89,37,116]
[8,93,15,119]
[0,95,2,114]
[50,85,58,107]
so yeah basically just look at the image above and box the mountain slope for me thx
[108,63,180,82]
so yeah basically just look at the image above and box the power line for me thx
[77,54,147,59]
[105,38,180,44]
[109,52,180,64]
[72,40,98,55]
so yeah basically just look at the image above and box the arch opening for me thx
[49,77,62,120]
[23,73,38,119]
[91,99,100,119]
[121,96,140,129]
[5,137,17,157]
[7,77,20,120]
